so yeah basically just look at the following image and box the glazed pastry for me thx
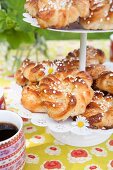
[96,71,113,94]
[86,64,108,80]
[25,0,90,28]
[21,70,94,120]
[80,0,113,30]
[66,46,106,66]
[23,60,57,82]
[15,46,106,85]
[83,90,113,129]
[21,84,47,113]
[39,71,93,120]
[16,58,79,85]
[15,59,58,84]
[54,58,79,72]
[15,59,33,86]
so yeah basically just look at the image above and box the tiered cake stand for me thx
[18,13,113,147]
[23,13,113,71]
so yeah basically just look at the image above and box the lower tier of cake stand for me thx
[50,130,112,147]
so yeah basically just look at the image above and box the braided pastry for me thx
[86,64,108,80]
[21,70,94,120]
[15,58,80,85]
[80,0,113,30]
[83,91,113,129]
[15,46,106,86]
[23,60,57,82]
[55,58,79,71]
[96,71,113,94]
[15,60,59,85]
[67,46,106,66]
[21,84,47,113]
[15,59,33,86]
[25,0,90,28]
[86,65,113,94]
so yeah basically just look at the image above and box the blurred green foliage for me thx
[0,0,112,50]
[0,0,36,48]
[0,0,49,71]
[38,30,113,40]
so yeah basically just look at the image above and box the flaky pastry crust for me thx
[96,71,113,94]
[86,64,108,80]
[15,59,33,86]
[83,90,113,129]
[25,0,90,28]
[21,70,93,120]
[67,46,106,66]
[80,0,113,30]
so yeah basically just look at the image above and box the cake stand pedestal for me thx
[22,13,113,147]
[79,33,87,71]
[23,12,113,71]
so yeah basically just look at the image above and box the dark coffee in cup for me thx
[0,111,25,170]
[0,123,18,142]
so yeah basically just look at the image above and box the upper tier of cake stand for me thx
[41,22,113,33]
[23,13,113,33]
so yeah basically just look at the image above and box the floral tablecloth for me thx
[1,71,113,170]
[0,40,113,170]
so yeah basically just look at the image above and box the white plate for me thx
[50,131,111,147]
[31,113,113,147]
[7,62,113,120]
[7,62,113,147]
[23,13,113,33]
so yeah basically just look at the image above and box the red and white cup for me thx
[110,34,113,62]
[0,110,26,170]
[0,88,6,110]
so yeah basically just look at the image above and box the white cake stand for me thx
[23,13,113,71]
[22,13,113,147]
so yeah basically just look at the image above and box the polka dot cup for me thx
[0,110,26,170]
[0,88,6,110]
[110,34,113,62]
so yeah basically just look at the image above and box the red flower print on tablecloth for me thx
[67,149,92,163]
[85,164,102,170]
[26,154,39,164]
[22,118,31,125]
[40,160,65,170]
[106,139,113,151]
[24,126,37,134]
[30,135,45,144]
[107,160,113,170]
[45,146,61,155]
[91,147,107,157]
